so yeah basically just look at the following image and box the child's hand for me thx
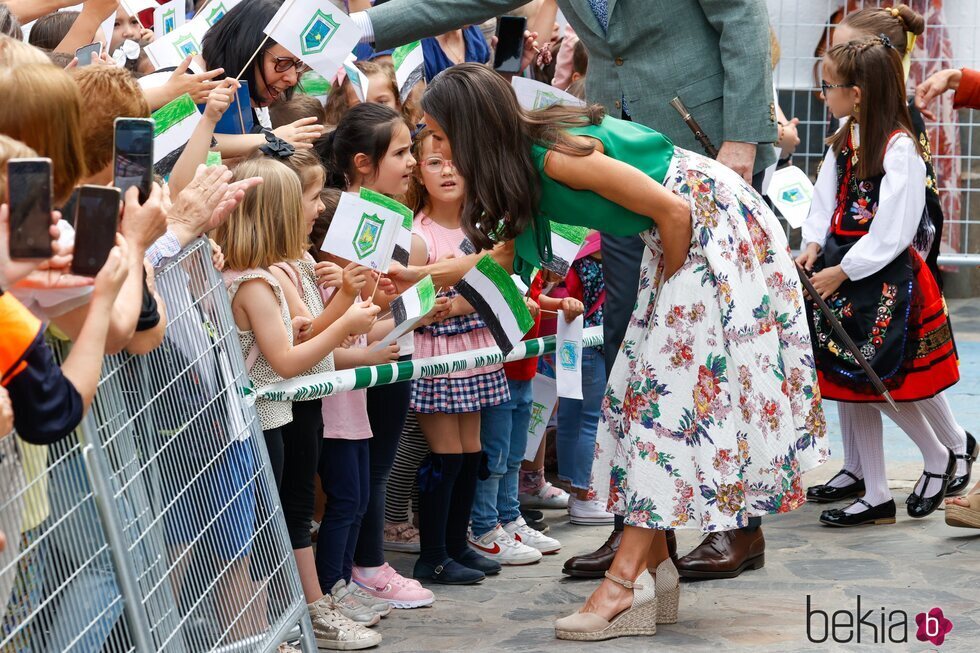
[203,78,240,124]
[795,243,821,273]
[385,262,422,294]
[526,297,541,319]
[559,297,584,322]
[272,117,324,151]
[344,300,381,335]
[209,238,224,271]
[341,263,373,296]
[809,265,848,300]
[419,295,452,326]
[292,316,313,343]
[93,235,130,303]
[315,261,343,288]
[367,342,400,365]
[165,56,224,104]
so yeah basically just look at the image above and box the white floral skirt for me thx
[593,148,829,532]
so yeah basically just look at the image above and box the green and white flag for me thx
[121,0,157,17]
[153,0,186,38]
[511,77,586,111]
[145,16,209,68]
[344,60,369,102]
[455,255,534,355]
[523,373,558,460]
[543,222,589,277]
[152,93,202,166]
[391,40,424,102]
[297,71,331,105]
[197,0,242,26]
[263,0,361,81]
[319,191,402,271]
[371,275,436,351]
[359,188,413,266]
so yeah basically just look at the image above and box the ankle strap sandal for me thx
[603,571,644,590]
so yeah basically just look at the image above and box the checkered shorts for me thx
[411,368,510,414]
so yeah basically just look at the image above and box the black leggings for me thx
[354,356,412,567]
[267,400,323,549]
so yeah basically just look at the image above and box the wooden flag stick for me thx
[235,34,270,82]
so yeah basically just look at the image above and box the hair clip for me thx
[259,129,295,159]
[878,33,894,49]
[411,122,427,139]
[890,7,900,18]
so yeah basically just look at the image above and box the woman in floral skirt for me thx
[391,64,828,642]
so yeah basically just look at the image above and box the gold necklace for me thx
[437,33,466,64]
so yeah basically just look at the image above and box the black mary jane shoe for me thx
[907,450,956,518]
[806,470,866,503]
[946,432,978,497]
[820,499,896,527]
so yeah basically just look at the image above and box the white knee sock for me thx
[830,402,866,487]
[917,393,968,476]
[876,402,951,497]
[843,403,891,513]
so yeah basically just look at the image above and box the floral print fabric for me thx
[593,148,828,532]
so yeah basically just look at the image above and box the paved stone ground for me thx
[369,301,980,653]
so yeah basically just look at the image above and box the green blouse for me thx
[514,115,675,280]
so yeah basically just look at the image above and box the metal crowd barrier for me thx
[1,238,315,653]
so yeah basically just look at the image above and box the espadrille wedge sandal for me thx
[946,493,980,529]
[653,557,681,624]
[554,569,659,641]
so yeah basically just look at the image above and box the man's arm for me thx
[364,0,528,50]
[697,0,776,180]
[3,0,75,23]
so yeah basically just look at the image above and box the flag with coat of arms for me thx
[262,0,362,80]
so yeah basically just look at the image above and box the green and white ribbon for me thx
[257,325,604,401]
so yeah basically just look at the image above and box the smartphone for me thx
[6,158,53,259]
[75,41,102,66]
[113,118,155,204]
[71,185,121,276]
[493,15,527,74]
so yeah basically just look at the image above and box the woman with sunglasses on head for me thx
[199,0,323,158]
[388,63,827,641]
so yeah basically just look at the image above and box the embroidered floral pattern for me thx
[594,148,828,532]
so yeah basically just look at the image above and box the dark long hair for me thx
[825,36,922,179]
[202,0,292,106]
[421,63,604,251]
[324,102,406,189]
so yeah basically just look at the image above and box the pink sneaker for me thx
[351,563,435,609]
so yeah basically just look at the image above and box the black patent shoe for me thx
[946,432,978,497]
[806,469,866,503]
[907,450,956,518]
[820,499,896,527]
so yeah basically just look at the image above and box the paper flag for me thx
[152,93,202,166]
[556,313,584,399]
[154,0,187,38]
[359,188,413,266]
[455,255,534,355]
[542,222,589,277]
[523,373,558,461]
[767,165,814,229]
[370,276,436,351]
[391,40,424,102]
[319,192,402,272]
[511,77,586,111]
[263,0,362,81]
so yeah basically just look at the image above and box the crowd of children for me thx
[0,0,977,651]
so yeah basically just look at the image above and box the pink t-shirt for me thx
[319,286,372,440]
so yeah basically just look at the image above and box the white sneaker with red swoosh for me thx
[468,525,542,565]
[503,516,562,554]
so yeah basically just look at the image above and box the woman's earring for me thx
[853,103,860,117]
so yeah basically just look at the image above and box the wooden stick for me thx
[235,34,270,82]
[369,272,383,301]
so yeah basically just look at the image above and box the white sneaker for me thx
[329,580,381,626]
[502,516,561,554]
[308,597,381,650]
[519,482,570,509]
[468,525,542,565]
[568,496,615,525]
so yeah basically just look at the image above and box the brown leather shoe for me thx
[562,529,621,578]
[675,528,765,580]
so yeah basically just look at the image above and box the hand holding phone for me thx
[6,158,53,260]
[75,42,103,66]
[71,185,121,277]
[113,117,155,204]
[493,15,528,74]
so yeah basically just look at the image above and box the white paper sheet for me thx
[767,165,814,230]
[523,374,558,461]
[556,312,583,400]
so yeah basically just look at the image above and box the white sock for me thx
[831,402,866,487]
[876,402,951,497]
[917,393,968,476]
[844,403,891,514]
[354,565,384,578]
